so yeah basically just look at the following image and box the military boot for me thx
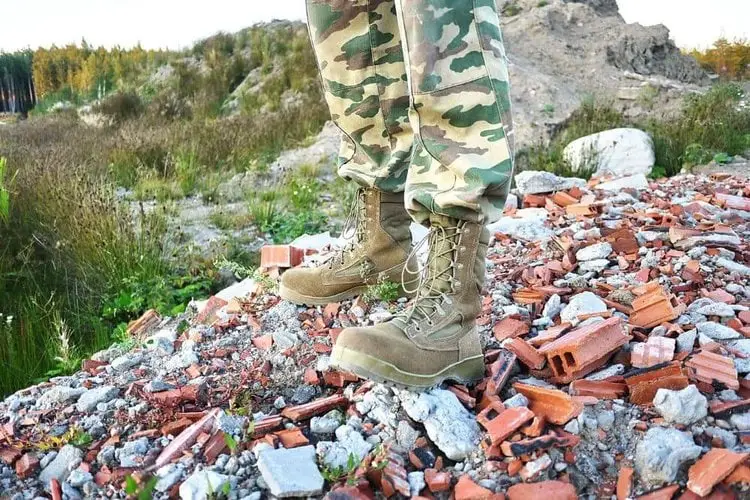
[330,214,489,390]
[279,188,417,306]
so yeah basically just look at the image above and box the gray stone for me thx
[399,389,481,461]
[576,243,613,262]
[272,330,298,349]
[560,292,607,325]
[39,445,84,487]
[653,385,707,425]
[291,385,316,404]
[586,364,625,381]
[310,410,343,435]
[257,446,324,498]
[217,414,247,437]
[542,294,562,319]
[595,174,650,191]
[155,464,184,493]
[165,349,199,372]
[578,259,610,273]
[317,425,372,469]
[717,257,750,275]
[179,470,229,500]
[67,468,93,488]
[111,353,143,372]
[696,321,740,340]
[513,171,586,195]
[116,437,150,467]
[730,412,750,431]
[676,330,697,353]
[730,339,750,357]
[597,410,616,430]
[76,386,119,413]
[144,335,175,357]
[145,379,176,393]
[35,387,86,410]
[488,208,552,242]
[396,421,420,450]
[563,128,654,177]
[635,427,701,486]
[408,471,426,497]
[503,394,529,408]
[705,426,737,448]
[695,302,736,317]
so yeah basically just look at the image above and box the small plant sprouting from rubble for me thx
[321,452,361,486]
[213,256,278,293]
[44,311,82,380]
[34,426,92,452]
[124,475,158,500]
[363,278,401,304]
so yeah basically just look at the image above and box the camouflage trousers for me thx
[306,0,515,224]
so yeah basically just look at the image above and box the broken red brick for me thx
[50,478,63,500]
[687,448,749,496]
[304,367,320,385]
[455,475,494,500]
[424,468,451,492]
[513,383,583,425]
[0,446,21,465]
[260,245,304,269]
[14,453,39,479]
[485,350,517,396]
[507,480,577,500]
[616,466,634,500]
[629,282,682,328]
[126,309,161,337]
[477,403,534,446]
[281,394,348,422]
[161,418,194,437]
[538,317,630,383]
[716,192,750,211]
[521,416,546,437]
[631,336,676,368]
[499,433,580,457]
[323,370,359,387]
[724,464,750,485]
[254,416,283,436]
[203,432,229,464]
[686,351,739,390]
[194,296,229,325]
[81,359,108,374]
[276,428,309,449]
[447,385,476,409]
[155,408,221,468]
[624,361,689,405]
[252,335,273,350]
[570,379,628,399]
[493,317,530,341]
[504,338,546,370]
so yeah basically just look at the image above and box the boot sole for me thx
[278,284,371,306]
[330,344,485,391]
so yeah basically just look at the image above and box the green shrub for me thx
[93,91,144,123]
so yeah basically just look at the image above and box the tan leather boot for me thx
[330,214,489,390]
[279,188,417,306]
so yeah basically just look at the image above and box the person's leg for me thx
[305,0,414,192]
[280,0,418,306]
[331,0,515,388]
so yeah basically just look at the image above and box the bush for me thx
[93,91,144,123]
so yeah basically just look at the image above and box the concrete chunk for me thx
[257,446,324,498]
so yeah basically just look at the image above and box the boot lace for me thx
[327,189,370,270]
[397,223,461,331]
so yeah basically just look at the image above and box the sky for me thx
[0,0,748,52]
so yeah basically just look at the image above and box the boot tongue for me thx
[426,214,458,295]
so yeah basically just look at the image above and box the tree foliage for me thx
[689,38,750,81]
[0,51,35,114]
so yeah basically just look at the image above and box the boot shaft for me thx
[361,189,413,267]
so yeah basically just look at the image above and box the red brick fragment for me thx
[538,317,630,383]
[493,317,529,341]
[686,351,739,390]
[0,446,21,465]
[631,336,676,368]
[260,245,304,269]
[687,448,749,496]
[82,359,108,374]
[485,350,517,397]
[15,453,39,479]
[624,361,689,405]
[203,431,229,464]
[507,480,577,500]
[630,282,682,328]
[455,475,494,500]
[570,379,627,399]
[252,335,273,350]
[303,367,320,385]
[477,403,534,446]
[514,383,583,425]
[276,428,309,449]
[504,338,546,370]
[126,309,161,337]
[424,468,451,492]
[724,464,750,485]
[194,296,229,325]
[617,466,634,500]
[161,418,194,437]
[281,394,348,422]
[323,370,359,387]
[155,408,221,467]
[50,479,63,500]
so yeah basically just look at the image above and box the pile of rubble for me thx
[4,167,750,499]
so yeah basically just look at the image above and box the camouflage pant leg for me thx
[306,0,414,193]
[397,0,515,224]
